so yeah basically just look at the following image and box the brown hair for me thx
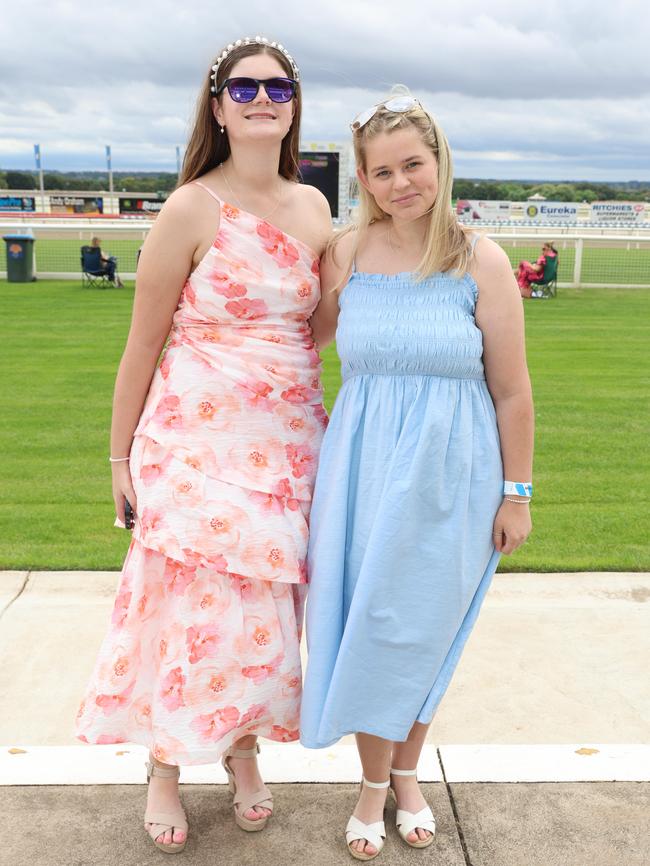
[333,88,472,281]
[178,42,302,187]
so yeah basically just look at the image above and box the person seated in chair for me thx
[90,236,124,287]
[516,242,557,298]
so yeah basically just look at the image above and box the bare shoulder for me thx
[294,181,331,217]
[156,182,210,222]
[471,234,512,273]
[139,184,213,271]
[144,186,198,238]
[290,182,333,254]
[144,181,218,256]
[468,235,521,319]
[470,235,517,296]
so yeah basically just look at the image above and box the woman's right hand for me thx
[112,461,138,526]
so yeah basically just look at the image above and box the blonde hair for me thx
[332,88,472,280]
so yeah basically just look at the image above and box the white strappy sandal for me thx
[221,743,273,832]
[390,767,436,849]
[143,759,188,854]
[345,777,390,861]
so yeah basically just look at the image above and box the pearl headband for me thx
[210,36,300,94]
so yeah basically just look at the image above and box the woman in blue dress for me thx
[301,89,534,860]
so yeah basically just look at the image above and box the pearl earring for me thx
[220,126,225,134]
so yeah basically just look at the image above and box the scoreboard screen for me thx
[299,151,340,219]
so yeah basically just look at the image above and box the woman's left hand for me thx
[492,500,532,554]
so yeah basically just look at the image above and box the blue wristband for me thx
[504,481,533,497]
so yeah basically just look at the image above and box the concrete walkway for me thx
[6,781,650,866]
[2,571,649,865]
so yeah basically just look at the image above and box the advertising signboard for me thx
[520,201,588,222]
[0,196,36,212]
[119,198,165,216]
[590,202,646,223]
[456,200,512,220]
[50,195,104,215]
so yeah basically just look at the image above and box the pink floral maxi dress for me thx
[75,182,326,765]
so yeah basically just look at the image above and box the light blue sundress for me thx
[300,259,504,748]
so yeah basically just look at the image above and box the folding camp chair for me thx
[531,254,559,298]
[81,245,112,289]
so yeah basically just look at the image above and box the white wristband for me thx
[504,481,533,497]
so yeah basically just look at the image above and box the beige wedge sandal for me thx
[221,743,273,832]
[143,759,188,854]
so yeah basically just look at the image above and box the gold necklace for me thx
[386,226,399,252]
[387,225,425,258]
[220,164,284,221]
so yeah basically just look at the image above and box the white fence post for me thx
[573,238,583,287]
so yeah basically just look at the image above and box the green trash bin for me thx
[3,234,36,282]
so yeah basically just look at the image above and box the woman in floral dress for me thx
[75,37,331,853]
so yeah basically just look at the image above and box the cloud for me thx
[1,0,649,179]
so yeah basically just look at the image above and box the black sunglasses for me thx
[216,77,297,104]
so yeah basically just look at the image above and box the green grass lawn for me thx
[0,280,648,571]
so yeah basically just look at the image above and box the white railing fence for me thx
[1,222,649,288]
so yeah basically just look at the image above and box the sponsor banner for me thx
[590,202,647,223]
[0,196,36,212]
[119,198,165,215]
[520,201,591,222]
[50,195,103,215]
[456,200,512,221]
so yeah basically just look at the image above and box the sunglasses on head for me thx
[350,95,422,131]
[216,77,297,104]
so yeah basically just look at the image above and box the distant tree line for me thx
[1,169,649,202]
[451,179,650,202]
[0,170,179,193]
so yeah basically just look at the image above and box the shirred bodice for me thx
[336,270,485,381]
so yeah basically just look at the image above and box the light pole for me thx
[33,144,45,212]
[105,145,114,213]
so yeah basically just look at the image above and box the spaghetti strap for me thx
[193,180,222,205]
[469,232,481,254]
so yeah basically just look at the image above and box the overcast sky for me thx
[1,0,649,181]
